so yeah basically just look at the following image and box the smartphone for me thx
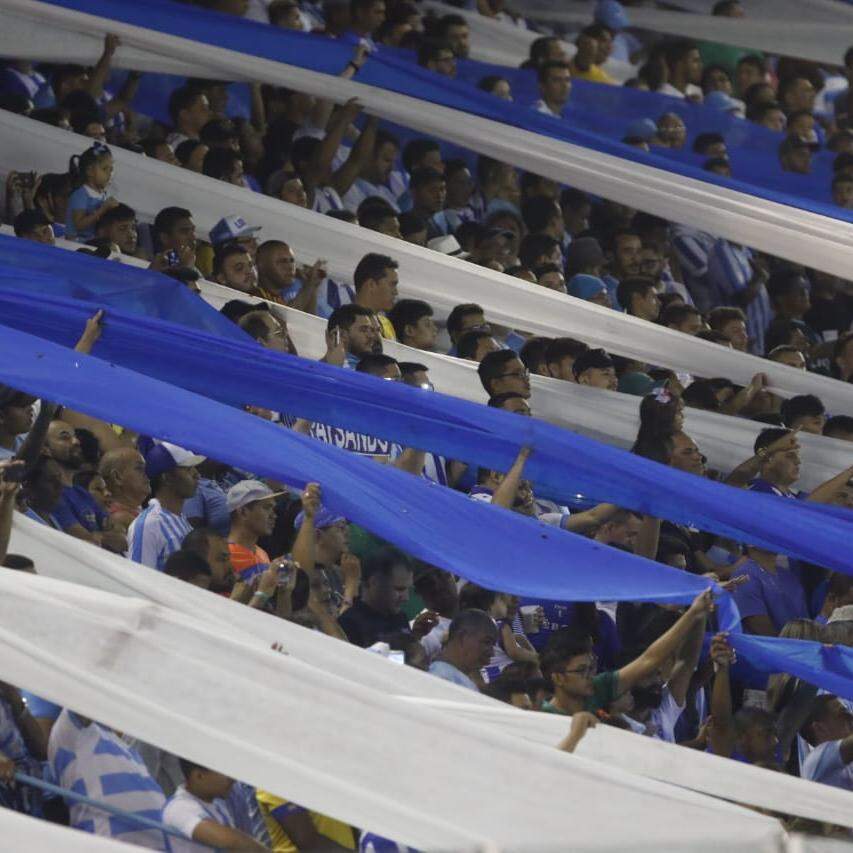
[165,249,181,267]
[333,327,342,348]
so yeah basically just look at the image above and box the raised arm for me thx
[562,502,619,534]
[708,632,736,758]
[808,464,853,505]
[490,446,531,510]
[616,589,714,696]
[291,483,320,573]
[87,34,119,100]
[667,609,707,706]
[331,115,378,196]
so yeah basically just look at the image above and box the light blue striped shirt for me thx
[49,710,167,849]
[127,498,193,571]
[707,240,772,356]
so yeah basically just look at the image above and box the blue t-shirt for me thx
[65,184,108,241]
[53,485,106,534]
[428,661,477,691]
[182,477,229,537]
[747,478,807,500]
[802,740,853,792]
[731,559,809,633]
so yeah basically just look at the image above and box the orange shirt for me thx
[228,542,270,583]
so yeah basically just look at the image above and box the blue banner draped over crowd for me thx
[9,315,853,700]
[0,236,851,578]
[40,0,853,222]
[1,320,719,608]
[0,235,245,340]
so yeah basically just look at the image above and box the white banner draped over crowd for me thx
[518,0,853,65]
[2,110,852,416]
[31,232,849,493]
[0,563,791,852]
[4,0,853,290]
[10,515,853,836]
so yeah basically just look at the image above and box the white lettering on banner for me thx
[300,420,397,459]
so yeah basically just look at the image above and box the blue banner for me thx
[38,0,853,223]
[0,320,715,608]
[0,236,851,579]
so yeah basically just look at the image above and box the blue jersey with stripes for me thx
[128,498,193,571]
[49,710,167,849]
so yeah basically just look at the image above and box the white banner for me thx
[9,515,853,834]
[9,230,851,492]
[519,0,853,64]
[3,0,853,292]
[3,110,853,418]
[0,564,788,852]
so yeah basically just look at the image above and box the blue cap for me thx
[704,91,739,113]
[595,0,629,31]
[625,118,658,141]
[209,215,262,246]
[144,441,205,478]
[294,506,347,529]
[568,274,607,300]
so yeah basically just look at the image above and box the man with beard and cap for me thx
[128,441,204,571]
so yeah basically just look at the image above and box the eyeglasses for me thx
[560,665,595,678]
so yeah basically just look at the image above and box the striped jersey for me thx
[128,498,193,571]
[49,710,167,849]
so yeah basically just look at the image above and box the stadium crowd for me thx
[3,0,853,849]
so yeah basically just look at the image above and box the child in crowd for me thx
[65,142,119,240]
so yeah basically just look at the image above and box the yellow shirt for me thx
[570,62,616,85]
[255,790,355,852]
[378,313,397,341]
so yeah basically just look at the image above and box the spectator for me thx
[99,447,151,532]
[457,330,501,362]
[94,202,139,258]
[353,253,399,340]
[65,143,117,241]
[13,209,54,245]
[780,394,826,434]
[226,479,285,584]
[338,547,436,647]
[429,609,497,691]
[660,40,703,100]
[128,442,203,571]
[418,40,456,79]
[617,277,661,322]
[572,348,618,391]
[212,244,260,296]
[533,61,572,117]
[48,709,168,848]
[708,306,749,351]
[387,299,437,351]
[662,304,704,336]
[436,14,470,59]
[162,758,267,851]
[167,86,212,148]
[325,304,382,369]
[541,590,714,715]
[801,695,853,791]
[478,75,513,101]
[408,168,447,238]
[544,337,589,381]
[477,350,531,399]
[779,135,818,175]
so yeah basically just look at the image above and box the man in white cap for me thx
[226,479,287,588]
[128,442,204,571]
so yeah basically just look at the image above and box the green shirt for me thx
[542,671,620,715]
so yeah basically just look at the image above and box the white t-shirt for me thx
[163,785,237,853]
[417,613,451,663]
[801,740,853,792]
[658,83,703,101]
[649,685,686,744]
